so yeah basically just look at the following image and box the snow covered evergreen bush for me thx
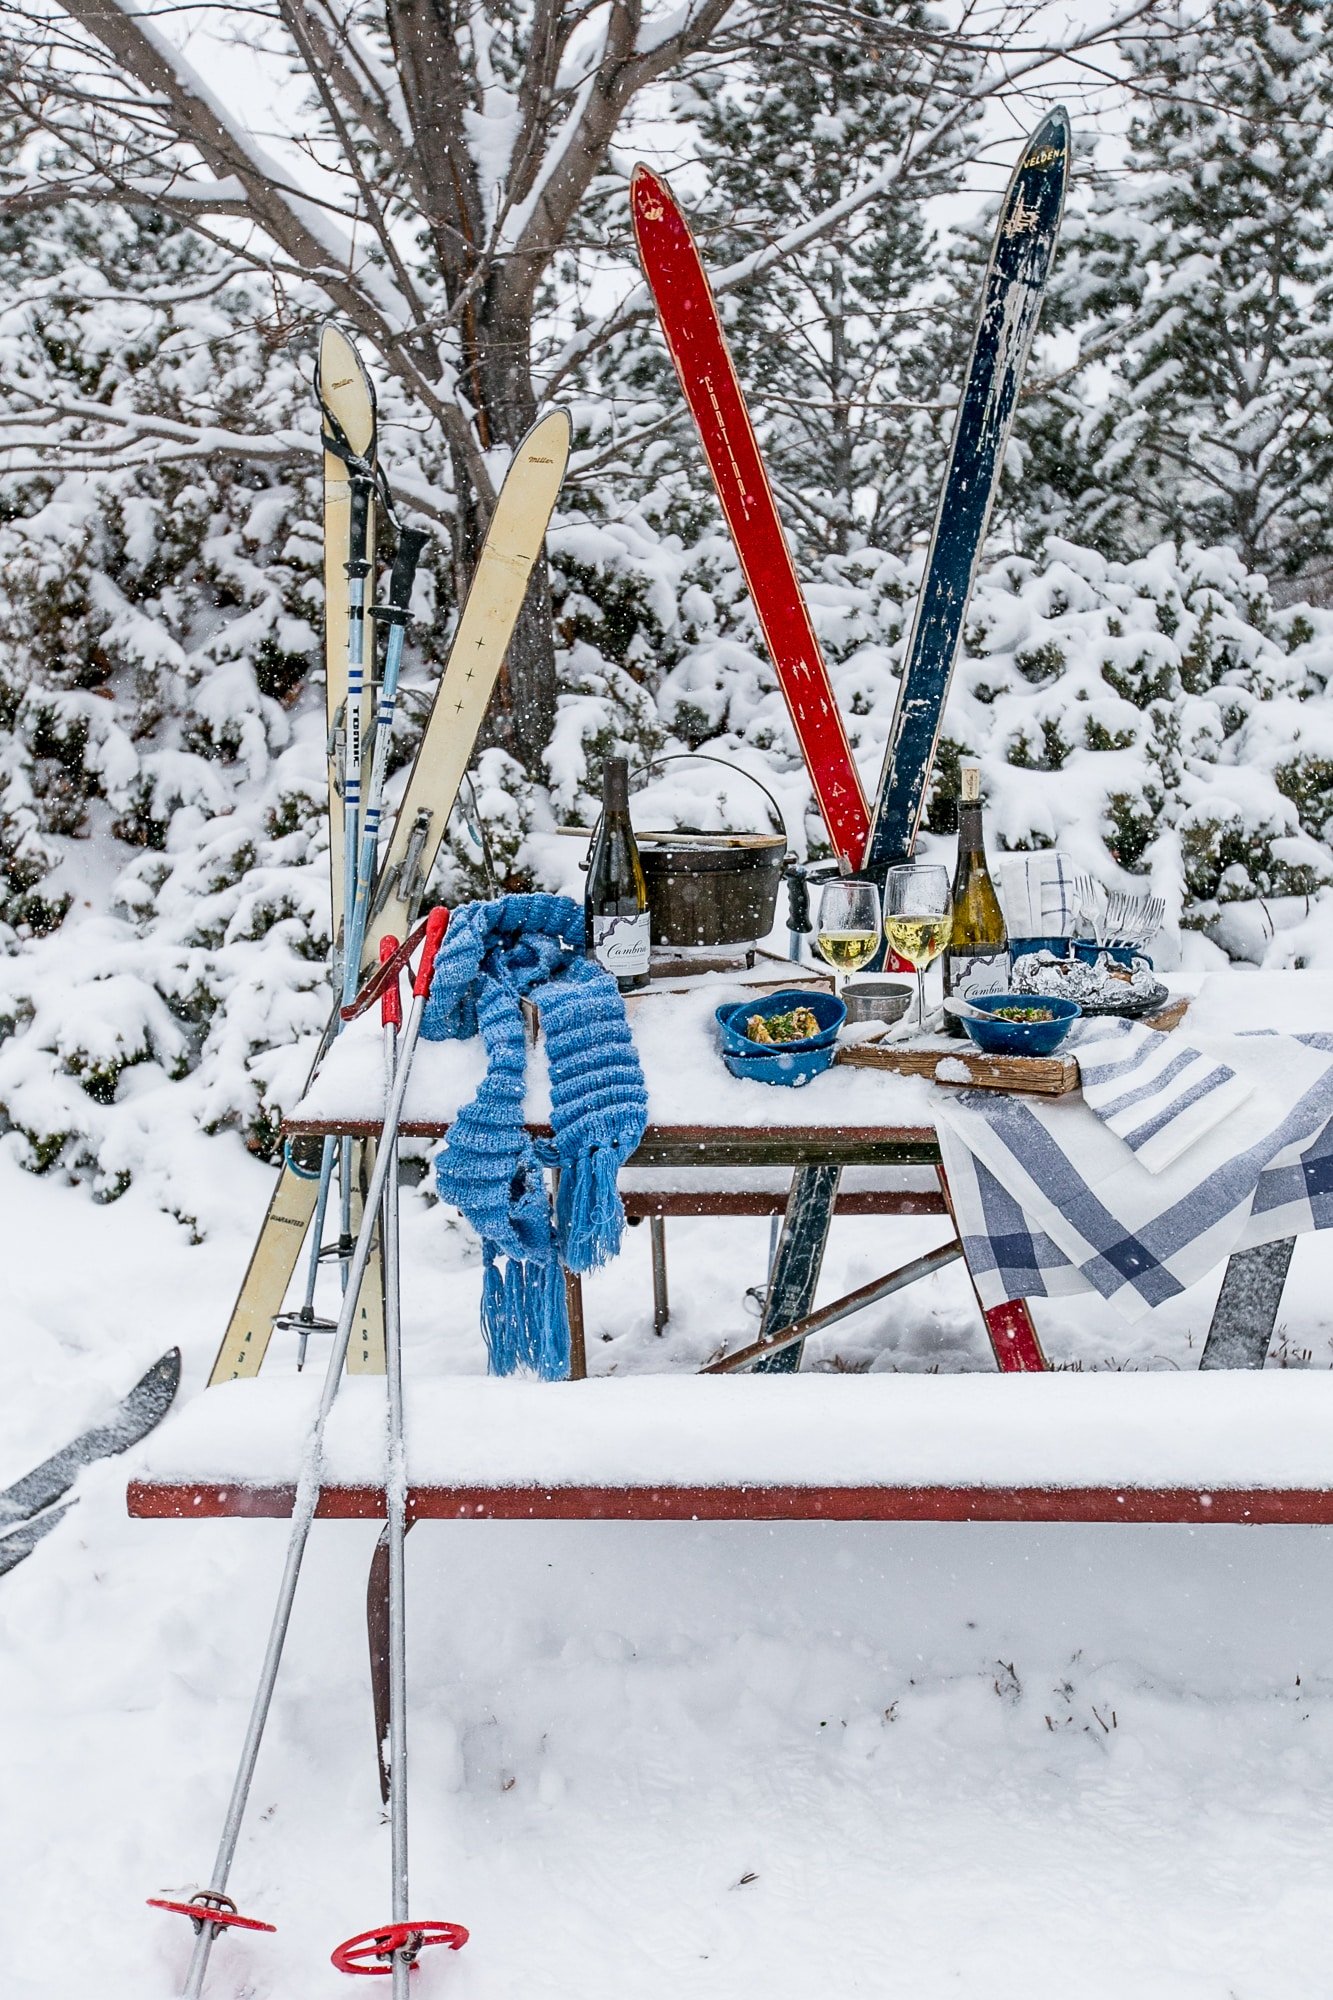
[6,5,1333,1205]
[8,493,1333,1200]
[1019,0,1333,588]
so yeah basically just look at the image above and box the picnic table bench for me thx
[129,1371,1333,1525]
[130,966,1333,1793]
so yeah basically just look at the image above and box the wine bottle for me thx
[943,765,1008,1035]
[585,755,651,992]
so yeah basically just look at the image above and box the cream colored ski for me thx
[319,325,385,1377]
[361,408,572,964]
[319,323,377,931]
[208,407,572,1385]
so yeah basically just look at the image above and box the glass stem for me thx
[916,966,927,1030]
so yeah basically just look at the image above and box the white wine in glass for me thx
[884,865,951,1030]
[814,880,881,992]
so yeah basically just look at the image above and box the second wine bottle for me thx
[943,764,1008,1034]
[585,755,651,992]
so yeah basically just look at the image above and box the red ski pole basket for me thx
[332,1920,468,1976]
[148,1891,276,1936]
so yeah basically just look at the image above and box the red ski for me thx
[631,164,870,871]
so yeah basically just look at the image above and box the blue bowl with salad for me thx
[715,988,846,1057]
[958,991,1080,1058]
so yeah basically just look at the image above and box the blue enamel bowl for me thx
[722,1042,837,1088]
[715,988,846,1057]
[959,992,1081,1058]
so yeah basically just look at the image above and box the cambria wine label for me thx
[949,948,1009,1003]
[591,911,651,978]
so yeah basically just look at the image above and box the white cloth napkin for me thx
[1072,1017,1254,1172]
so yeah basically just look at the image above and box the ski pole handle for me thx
[379,935,403,1029]
[784,866,811,936]
[375,526,431,625]
[346,475,373,582]
[414,906,449,998]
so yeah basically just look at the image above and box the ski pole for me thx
[330,939,469,1988]
[290,464,377,1356]
[352,528,430,986]
[293,527,430,1370]
[151,908,450,1999]
[381,941,411,1998]
[335,469,377,1287]
[339,469,374,996]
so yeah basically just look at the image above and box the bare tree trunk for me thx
[449,288,559,765]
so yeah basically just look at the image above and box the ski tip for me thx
[527,406,572,449]
[316,323,377,454]
[131,1346,182,1418]
[630,161,678,227]
[1024,104,1071,158]
[511,406,572,484]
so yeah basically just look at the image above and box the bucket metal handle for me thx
[578,752,791,869]
[631,752,789,843]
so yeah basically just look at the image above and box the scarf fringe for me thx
[556,1142,626,1271]
[481,1245,570,1381]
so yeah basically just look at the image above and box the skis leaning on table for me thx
[316,323,389,1376]
[633,118,1067,1376]
[0,1348,181,1576]
[758,113,1069,1377]
[631,164,870,872]
[222,326,390,1391]
[207,406,573,1386]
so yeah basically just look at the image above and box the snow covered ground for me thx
[6,1056,1333,1998]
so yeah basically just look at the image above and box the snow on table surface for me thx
[293,966,1333,1132]
[138,1370,1333,1492]
[296,975,943,1130]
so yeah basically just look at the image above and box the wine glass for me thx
[813,879,881,994]
[884,864,951,1032]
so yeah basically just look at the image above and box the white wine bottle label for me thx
[950,949,1009,1002]
[592,911,650,978]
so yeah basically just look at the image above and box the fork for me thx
[1109,892,1165,951]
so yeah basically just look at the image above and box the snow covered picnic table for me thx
[129,1372,1333,1525]
[290,975,945,1146]
[284,966,1333,1378]
[286,965,1324,1144]
[126,974,1333,1551]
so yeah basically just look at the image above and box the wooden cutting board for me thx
[836,995,1190,1098]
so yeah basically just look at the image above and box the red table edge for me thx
[282,1120,943,1142]
[126,1479,1333,1526]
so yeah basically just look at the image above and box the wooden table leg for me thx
[565,1271,588,1380]
[753,1165,841,1374]
[551,1166,588,1379]
[935,1167,1048,1371]
[650,1216,670,1334]
[367,1520,415,1806]
[1199,1239,1294,1369]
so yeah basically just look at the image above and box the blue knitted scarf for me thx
[421,894,648,1378]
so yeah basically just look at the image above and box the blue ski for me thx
[760,112,1070,1375]
[865,107,1070,873]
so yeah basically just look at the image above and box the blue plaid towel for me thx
[1074,1017,1253,1171]
[936,1030,1333,1319]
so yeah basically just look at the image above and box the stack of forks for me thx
[1070,876,1166,954]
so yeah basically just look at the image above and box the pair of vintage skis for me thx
[632,111,1072,1373]
[207,335,571,1386]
